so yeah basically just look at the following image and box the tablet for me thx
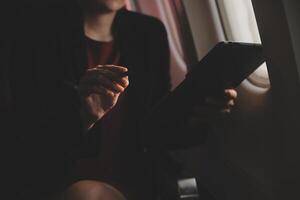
[186,41,265,89]
[145,42,265,138]
[150,42,265,116]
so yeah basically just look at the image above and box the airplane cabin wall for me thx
[252,0,300,199]
[283,0,300,75]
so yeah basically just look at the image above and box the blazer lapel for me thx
[114,10,153,121]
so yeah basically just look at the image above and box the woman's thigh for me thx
[61,180,127,200]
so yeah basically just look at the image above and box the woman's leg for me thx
[64,180,127,200]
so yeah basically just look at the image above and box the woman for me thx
[7,0,237,199]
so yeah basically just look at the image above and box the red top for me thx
[85,37,120,68]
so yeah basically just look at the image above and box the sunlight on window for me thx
[217,0,270,89]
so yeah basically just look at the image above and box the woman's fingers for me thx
[78,65,129,128]
[96,65,128,74]
[204,89,237,108]
[81,72,127,93]
[85,65,129,89]
[79,84,115,97]
[80,85,120,112]
[225,89,238,100]
[98,69,129,88]
[81,75,124,93]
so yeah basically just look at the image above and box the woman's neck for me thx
[84,11,117,42]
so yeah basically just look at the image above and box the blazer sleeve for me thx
[144,19,172,108]
[143,20,209,150]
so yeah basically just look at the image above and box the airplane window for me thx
[217,0,270,88]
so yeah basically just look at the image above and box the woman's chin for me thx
[97,0,126,12]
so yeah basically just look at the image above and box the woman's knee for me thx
[65,180,126,200]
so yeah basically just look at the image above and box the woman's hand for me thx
[187,89,238,129]
[78,65,129,130]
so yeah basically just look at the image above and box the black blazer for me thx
[5,3,207,199]
[6,2,171,196]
